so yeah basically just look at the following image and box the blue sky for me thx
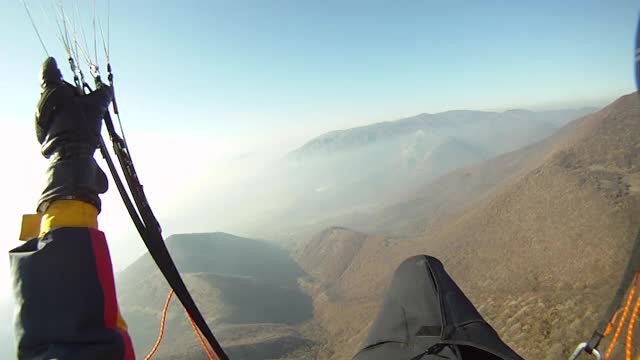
[1,0,638,139]
[0,0,638,302]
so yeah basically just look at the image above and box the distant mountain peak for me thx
[506,108,532,113]
[320,226,363,236]
[290,108,596,158]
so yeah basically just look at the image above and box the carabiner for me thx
[569,343,602,360]
[89,64,100,80]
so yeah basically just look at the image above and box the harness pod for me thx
[353,255,524,360]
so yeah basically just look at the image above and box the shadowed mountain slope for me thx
[117,232,316,359]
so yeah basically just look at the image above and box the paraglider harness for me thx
[20,1,229,358]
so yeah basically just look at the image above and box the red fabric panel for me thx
[90,228,136,360]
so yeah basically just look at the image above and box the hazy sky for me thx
[0,0,638,307]
[1,1,638,133]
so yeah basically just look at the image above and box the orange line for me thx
[627,278,640,360]
[145,289,174,360]
[606,273,640,360]
[606,309,621,337]
[145,289,223,360]
[185,308,218,360]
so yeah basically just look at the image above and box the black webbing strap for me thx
[100,105,229,359]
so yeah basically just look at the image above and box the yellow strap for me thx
[19,213,43,241]
[116,311,129,332]
[19,200,99,240]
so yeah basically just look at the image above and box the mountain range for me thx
[116,96,640,360]
[293,94,640,359]
[226,107,595,239]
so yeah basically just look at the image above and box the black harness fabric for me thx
[10,227,133,360]
[353,255,523,360]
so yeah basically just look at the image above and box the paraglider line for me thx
[21,0,49,56]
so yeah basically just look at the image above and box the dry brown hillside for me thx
[299,93,640,360]
[426,94,640,359]
[297,227,367,286]
[338,103,609,239]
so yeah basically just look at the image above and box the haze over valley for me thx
[115,95,639,359]
[2,2,638,359]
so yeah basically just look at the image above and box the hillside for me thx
[296,227,367,286]
[336,103,606,238]
[293,108,595,157]
[282,108,595,222]
[229,108,594,239]
[425,93,640,359]
[116,97,632,360]
[296,94,640,360]
[117,232,317,360]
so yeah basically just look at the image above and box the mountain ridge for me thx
[291,107,597,157]
[295,93,639,360]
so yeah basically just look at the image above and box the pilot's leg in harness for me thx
[353,255,523,360]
